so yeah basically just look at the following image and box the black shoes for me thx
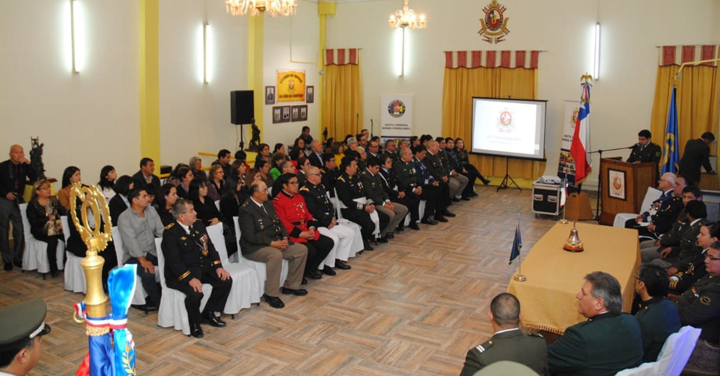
[263,293,285,309]
[409,222,421,230]
[376,237,388,244]
[323,266,336,276]
[281,287,308,296]
[421,217,438,225]
[442,210,456,217]
[433,215,448,223]
[13,260,21,269]
[363,240,374,251]
[302,278,308,285]
[461,196,471,201]
[190,323,204,338]
[385,233,394,239]
[335,260,351,270]
[50,270,59,278]
[480,176,491,185]
[452,197,461,202]
[305,271,322,280]
[4,263,12,271]
[396,226,404,233]
[202,312,226,327]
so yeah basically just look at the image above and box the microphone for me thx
[629,144,638,149]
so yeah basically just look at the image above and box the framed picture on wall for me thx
[292,105,307,122]
[306,86,314,103]
[608,169,626,200]
[272,106,282,123]
[281,106,291,123]
[265,86,275,105]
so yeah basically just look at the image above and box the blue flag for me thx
[509,213,522,264]
[661,86,680,174]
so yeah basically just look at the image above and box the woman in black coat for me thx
[26,180,66,277]
[108,175,134,226]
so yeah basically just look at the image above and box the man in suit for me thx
[366,140,381,160]
[627,129,662,164]
[161,199,232,338]
[359,157,407,239]
[132,157,161,197]
[460,293,547,376]
[0,145,37,271]
[238,181,308,309]
[393,147,438,225]
[679,132,716,183]
[308,140,324,168]
[548,271,643,375]
[633,264,681,362]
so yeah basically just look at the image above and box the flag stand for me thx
[560,177,568,224]
[513,247,526,282]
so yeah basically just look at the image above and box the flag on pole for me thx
[570,82,592,183]
[509,213,522,264]
[661,86,680,174]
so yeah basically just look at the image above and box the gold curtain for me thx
[441,67,544,179]
[650,65,719,157]
[322,64,363,139]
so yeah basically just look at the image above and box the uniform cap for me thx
[0,299,51,352]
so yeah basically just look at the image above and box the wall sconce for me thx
[203,22,209,84]
[70,0,81,74]
[593,22,600,80]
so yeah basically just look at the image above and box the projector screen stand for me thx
[497,157,522,192]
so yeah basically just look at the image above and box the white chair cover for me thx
[404,200,427,226]
[615,326,702,376]
[613,187,663,228]
[155,238,213,335]
[60,216,85,293]
[206,223,260,314]
[112,226,158,306]
[20,203,65,274]
[334,188,380,238]
[233,216,288,296]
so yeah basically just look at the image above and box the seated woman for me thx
[188,179,221,227]
[324,137,335,154]
[220,178,247,257]
[109,175,134,226]
[273,143,286,156]
[254,143,271,168]
[154,183,179,226]
[445,138,480,199]
[206,164,224,201]
[189,156,207,181]
[456,137,490,186]
[58,166,82,211]
[269,152,289,181]
[26,179,66,277]
[175,166,194,199]
[255,160,273,189]
[226,159,248,196]
[272,160,298,197]
[98,165,117,202]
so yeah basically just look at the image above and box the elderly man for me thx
[360,157,408,239]
[0,299,51,376]
[308,140,324,168]
[460,293,547,376]
[238,181,308,309]
[0,145,37,271]
[625,172,680,239]
[118,187,165,308]
[633,264,681,362]
[383,140,399,163]
[414,145,453,221]
[547,271,643,375]
[161,199,232,338]
[367,140,381,159]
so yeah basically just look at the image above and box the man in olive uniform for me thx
[392,149,437,225]
[548,272,643,375]
[0,299,51,376]
[436,137,469,201]
[414,145,453,221]
[336,157,384,249]
[675,243,720,373]
[633,264,681,362]
[460,293,547,376]
[238,181,308,309]
[426,140,464,202]
[379,155,420,230]
[627,129,662,164]
[648,200,706,269]
[360,157,407,239]
[679,132,716,183]
[161,199,233,338]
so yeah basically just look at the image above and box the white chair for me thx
[206,223,260,315]
[613,187,662,228]
[111,226,159,307]
[615,326,702,376]
[334,188,380,238]
[19,203,64,277]
[155,238,213,336]
[233,216,288,296]
[404,200,427,226]
[60,216,86,293]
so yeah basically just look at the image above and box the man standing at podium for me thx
[627,130,661,164]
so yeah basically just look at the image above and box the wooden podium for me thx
[599,158,657,225]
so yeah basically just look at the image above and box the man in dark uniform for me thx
[414,145,453,221]
[675,243,720,373]
[436,137,469,201]
[360,157,407,239]
[679,132,716,183]
[383,140,399,163]
[161,199,232,338]
[0,299,51,376]
[321,153,339,197]
[426,140,464,202]
[460,293,547,376]
[627,129,662,164]
[336,157,382,250]
[0,145,37,271]
[239,181,308,309]
[394,147,438,225]
[626,172,679,239]
[633,264,681,362]
[548,271,643,375]
[379,155,420,230]
[649,200,707,270]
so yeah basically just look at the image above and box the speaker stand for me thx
[496,157,522,192]
[238,123,245,151]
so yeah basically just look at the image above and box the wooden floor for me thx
[2,186,570,376]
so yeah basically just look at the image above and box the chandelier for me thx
[225,0,297,17]
[388,0,427,29]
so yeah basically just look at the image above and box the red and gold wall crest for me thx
[478,0,510,44]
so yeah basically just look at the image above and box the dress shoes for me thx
[363,240,374,251]
[480,177,491,185]
[433,215,449,223]
[421,217,438,225]
[281,287,308,296]
[442,210,456,217]
[385,233,394,239]
[202,312,226,327]
[262,294,285,309]
[376,237,388,244]
[451,197,461,202]
[305,271,322,280]
[396,226,404,233]
[189,324,204,338]
[408,222,421,230]
[461,196,471,201]
[13,261,22,269]
[335,260,351,269]
[4,263,13,271]
[302,278,308,285]
[323,266,336,276]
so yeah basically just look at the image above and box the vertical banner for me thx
[558,100,589,188]
[276,70,306,102]
[380,94,413,142]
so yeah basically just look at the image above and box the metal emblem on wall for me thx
[478,0,510,44]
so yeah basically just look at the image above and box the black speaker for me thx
[231,90,254,125]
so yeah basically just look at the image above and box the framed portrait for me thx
[608,169,626,200]
[281,106,291,123]
[272,106,282,124]
[265,86,275,105]
[300,106,307,121]
[306,86,314,103]
[292,105,307,122]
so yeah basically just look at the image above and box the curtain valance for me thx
[444,50,540,69]
[324,48,360,66]
[658,45,720,67]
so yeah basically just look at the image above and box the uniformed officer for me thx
[273,173,334,280]
[626,172,680,239]
[394,147,438,225]
[650,200,706,270]
[0,299,51,376]
[360,156,408,239]
[336,156,382,250]
[383,139,399,163]
[161,199,232,338]
[300,166,363,268]
[238,181,308,309]
[436,137,469,201]
[321,153,339,197]
[414,145,454,221]
[379,155,420,230]
[633,264,681,362]
[460,293,547,376]
[627,129,662,164]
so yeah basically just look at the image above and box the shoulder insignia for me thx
[337,177,346,183]
[656,151,661,157]
[475,344,486,353]
[529,332,544,338]
[475,341,492,353]
[299,187,309,192]
[241,201,249,207]
[700,296,711,305]
[165,223,175,229]
[273,197,280,201]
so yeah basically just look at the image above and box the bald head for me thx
[9,145,25,164]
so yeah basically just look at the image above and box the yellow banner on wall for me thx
[276,70,306,102]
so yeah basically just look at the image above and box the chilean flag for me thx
[570,83,592,183]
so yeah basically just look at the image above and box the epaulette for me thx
[241,201,249,207]
[299,187,309,192]
[528,332,544,338]
[165,223,175,229]
[337,176,346,183]
[475,340,492,353]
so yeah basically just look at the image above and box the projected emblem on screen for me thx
[388,100,406,118]
[496,109,514,132]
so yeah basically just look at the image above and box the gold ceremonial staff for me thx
[70,183,113,323]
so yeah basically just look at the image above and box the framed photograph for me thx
[272,106,282,123]
[300,105,307,121]
[292,105,307,122]
[281,106,291,123]
[608,169,626,200]
[306,86,314,103]
[265,86,275,105]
